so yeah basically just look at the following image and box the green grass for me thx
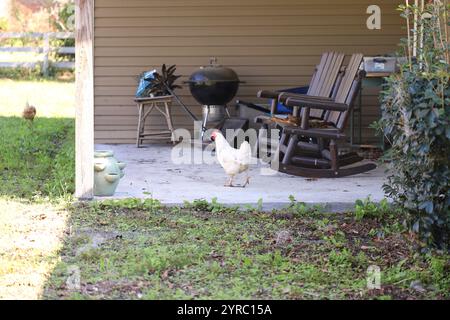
[0,79,448,300]
[0,79,75,118]
[0,79,75,299]
[0,79,75,199]
[42,199,450,300]
[0,117,74,199]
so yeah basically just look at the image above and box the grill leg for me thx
[224,105,231,118]
[201,106,210,140]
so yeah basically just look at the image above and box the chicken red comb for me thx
[210,130,220,141]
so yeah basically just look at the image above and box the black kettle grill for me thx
[185,58,245,139]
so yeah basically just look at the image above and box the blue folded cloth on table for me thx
[135,69,157,98]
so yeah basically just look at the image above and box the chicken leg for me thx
[224,176,235,187]
[242,173,250,188]
[225,174,250,188]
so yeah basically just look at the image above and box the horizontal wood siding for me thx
[94,0,403,144]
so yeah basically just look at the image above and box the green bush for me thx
[354,197,391,221]
[0,18,8,31]
[0,66,43,80]
[379,2,450,250]
[0,66,74,81]
[52,1,75,33]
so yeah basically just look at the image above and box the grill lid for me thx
[185,57,241,85]
[186,58,243,106]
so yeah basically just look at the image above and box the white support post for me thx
[42,33,50,76]
[75,0,95,199]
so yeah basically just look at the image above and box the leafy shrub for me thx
[0,66,43,80]
[0,18,8,31]
[242,198,264,213]
[378,2,450,249]
[184,199,211,212]
[287,195,323,216]
[97,198,162,212]
[0,65,74,81]
[354,197,391,221]
[183,198,239,214]
[51,1,75,32]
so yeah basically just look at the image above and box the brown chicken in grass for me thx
[22,102,37,122]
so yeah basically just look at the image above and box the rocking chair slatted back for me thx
[308,52,345,96]
[336,70,364,130]
[307,52,331,96]
[323,65,345,122]
[335,53,364,104]
[307,52,345,119]
[322,53,364,129]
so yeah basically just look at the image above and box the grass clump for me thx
[0,116,74,200]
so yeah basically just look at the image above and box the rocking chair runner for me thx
[272,53,377,178]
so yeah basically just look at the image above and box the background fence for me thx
[0,32,74,76]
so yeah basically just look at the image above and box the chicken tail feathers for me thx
[239,141,253,165]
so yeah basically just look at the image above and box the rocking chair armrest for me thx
[278,92,333,104]
[257,90,287,116]
[284,126,347,140]
[257,90,280,99]
[285,97,349,112]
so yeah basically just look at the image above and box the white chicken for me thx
[211,130,252,188]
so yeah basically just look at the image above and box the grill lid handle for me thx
[210,57,218,65]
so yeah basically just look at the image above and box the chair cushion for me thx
[274,86,309,114]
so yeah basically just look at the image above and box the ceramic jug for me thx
[93,150,126,197]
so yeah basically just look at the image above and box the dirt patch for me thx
[0,199,68,299]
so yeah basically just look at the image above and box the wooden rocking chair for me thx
[252,52,345,158]
[273,53,377,178]
[255,51,346,128]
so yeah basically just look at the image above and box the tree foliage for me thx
[379,1,450,250]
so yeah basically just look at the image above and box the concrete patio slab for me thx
[95,144,388,212]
